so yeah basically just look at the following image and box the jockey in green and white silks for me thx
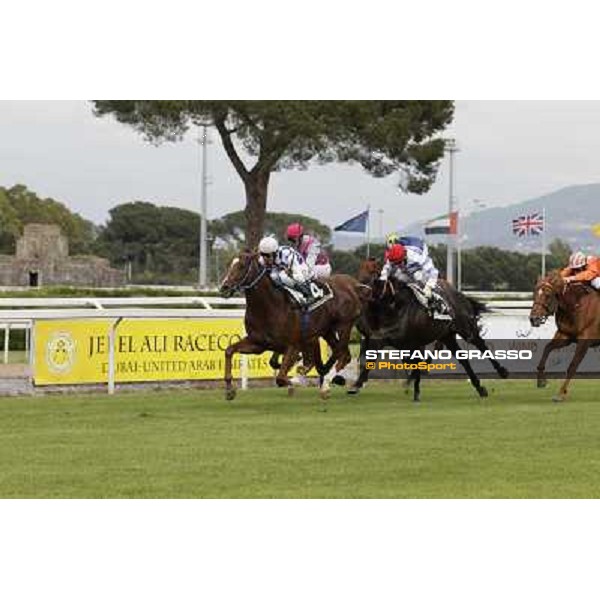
[258,236,314,306]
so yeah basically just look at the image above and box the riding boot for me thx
[296,281,313,307]
[429,294,453,321]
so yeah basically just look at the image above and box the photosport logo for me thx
[358,339,600,379]
[45,331,77,374]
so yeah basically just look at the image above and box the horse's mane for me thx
[538,269,563,288]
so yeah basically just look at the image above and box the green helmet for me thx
[386,232,400,247]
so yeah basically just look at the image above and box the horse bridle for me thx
[229,255,268,292]
[532,281,557,323]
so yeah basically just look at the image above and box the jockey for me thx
[386,232,425,251]
[258,236,314,306]
[286,222,332,279]
[560,251,600,289]
[379,237,451,319]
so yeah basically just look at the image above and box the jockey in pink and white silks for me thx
[286,223,332,279]
[258,236,314,306]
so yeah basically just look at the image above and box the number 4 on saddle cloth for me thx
[282,280,334,312]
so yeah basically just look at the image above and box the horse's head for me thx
[530,271,562,326]
[358,258,380,286]
[220,251,263,297]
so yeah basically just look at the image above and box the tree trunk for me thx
[244,172,270,249]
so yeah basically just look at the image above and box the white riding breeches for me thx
[312,263,332,279]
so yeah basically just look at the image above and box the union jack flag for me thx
[512,212,545,237]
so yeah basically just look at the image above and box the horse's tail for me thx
[466,296,488,318]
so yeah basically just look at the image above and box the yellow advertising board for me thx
[33,318,283,385]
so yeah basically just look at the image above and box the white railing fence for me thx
[0,295,535,393]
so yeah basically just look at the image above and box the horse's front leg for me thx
[321,323,353,395]
[224,337,265,401]
[554,338,592,402]
[537,331,571,388]
[471,335,509,379]
[442,334,488,398]
[347,333,372,395]
[275,347,300,395]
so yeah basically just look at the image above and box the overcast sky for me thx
[1,100,599,237]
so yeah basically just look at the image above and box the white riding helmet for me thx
[258,236,279,255]
[568,251,587,269]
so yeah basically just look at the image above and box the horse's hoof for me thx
[552,394,566,403]
[413,395,421,403]
[498,367,509,379]
[287,386,295,397]
[537,379,547,389]
[347,387,360,395]
[478,386,489,398]
[225,389,236,401]
[331,375,346,386]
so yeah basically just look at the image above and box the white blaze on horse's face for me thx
[221,257,240,288]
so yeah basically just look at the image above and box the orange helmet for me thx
[386,243,406,264]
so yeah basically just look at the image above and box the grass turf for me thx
[1,379,600,498]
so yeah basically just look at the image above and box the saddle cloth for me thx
[284,281,334,311]
[406,282,452,320]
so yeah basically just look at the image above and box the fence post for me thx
[241,354,248,390]
[108,317,123,395]
[3,324,9,365]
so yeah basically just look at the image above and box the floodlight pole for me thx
[198,125,209,289]
[541,206,547,278]
[446,139,459,286]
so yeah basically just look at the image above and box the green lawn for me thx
[1,380,600,498]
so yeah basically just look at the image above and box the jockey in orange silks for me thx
[560,251,600,289]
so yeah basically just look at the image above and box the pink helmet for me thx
[286,222,304,240]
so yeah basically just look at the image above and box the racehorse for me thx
[350,258,508,401]
[530,270,600,401]
[219,251,368,401]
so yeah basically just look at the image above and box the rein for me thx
[532,281,557,323]
[231,257,267,292]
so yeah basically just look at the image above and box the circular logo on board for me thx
[46,332,76,374]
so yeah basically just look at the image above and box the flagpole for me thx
[446,139,458,285]
[541,206,546,278]
[366,204,371,258]
[457,208,462,292]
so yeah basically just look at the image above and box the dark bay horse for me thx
[220,251,368,400]
[351,258,508,401]
[530,270,600,401]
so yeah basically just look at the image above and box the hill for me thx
[403,183,600,252]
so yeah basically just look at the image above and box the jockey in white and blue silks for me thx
[258,236,314,306]
[379,233,449,318]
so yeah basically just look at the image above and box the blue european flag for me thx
[334,210,369,233]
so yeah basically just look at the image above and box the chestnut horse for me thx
[220,251,369,401]
[530,270,600,401]
[351,258,508,400]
